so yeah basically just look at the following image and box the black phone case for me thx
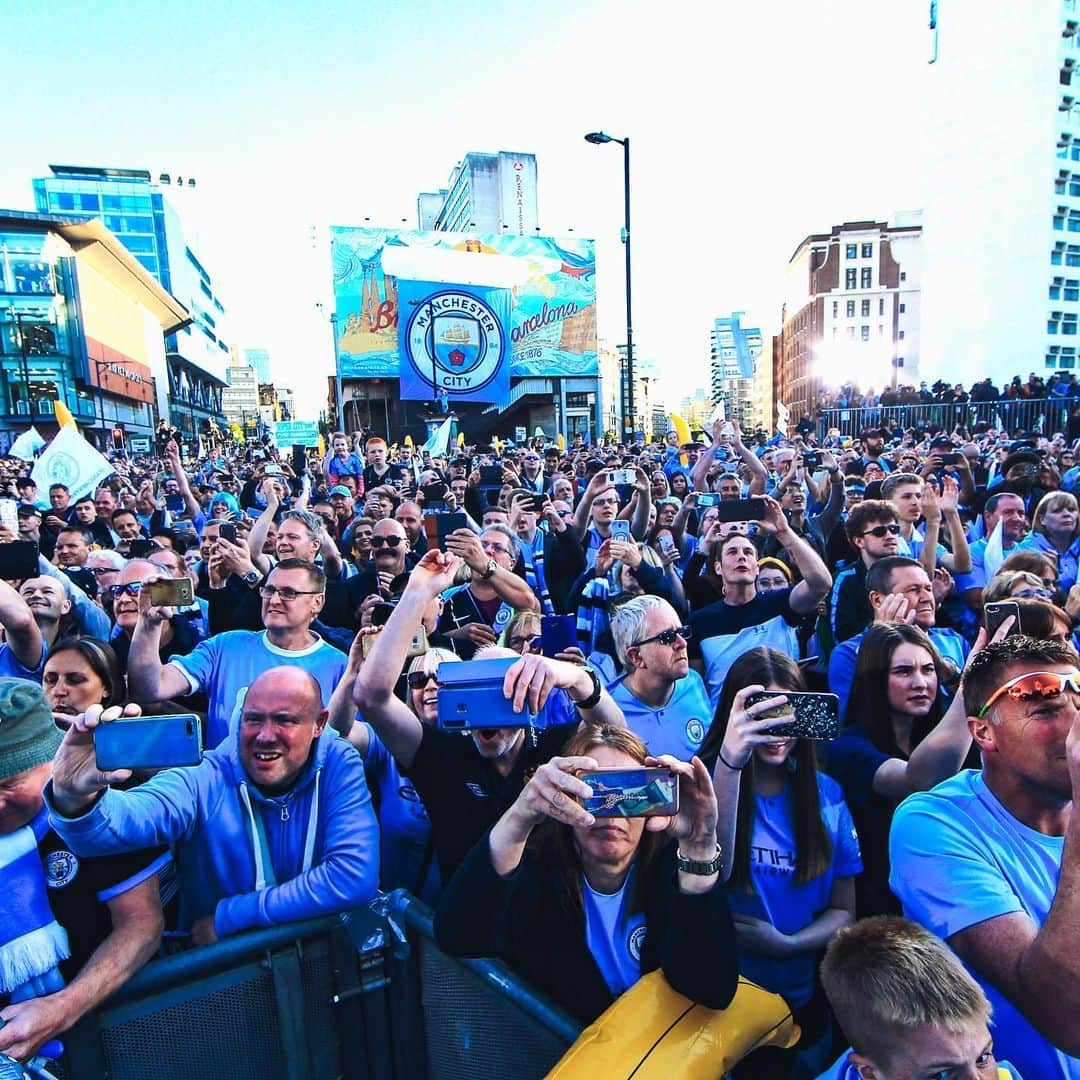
[745,691,840,740]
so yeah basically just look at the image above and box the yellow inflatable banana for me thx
[547,972,799,1079]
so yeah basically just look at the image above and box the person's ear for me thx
[969,712,998,755]
[61,597,72,616]
[868,588,884,612]
[846,1054,881,1079]
[313,708,328,737]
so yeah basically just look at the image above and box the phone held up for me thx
[94,714,203,772]
[579,767,679,818]
[985,601,1021,639]
[744,691,841,741]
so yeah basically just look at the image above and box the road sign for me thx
[274,421,320,447]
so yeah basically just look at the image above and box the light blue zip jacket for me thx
[46,728,378,938]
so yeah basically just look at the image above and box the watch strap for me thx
[575,666,602,711]
[676,843,723,876]
[480,558,498,580]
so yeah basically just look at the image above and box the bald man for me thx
[47,666,379,946]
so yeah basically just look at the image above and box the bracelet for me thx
[676,843,724,876]
[573,667,603,710]
[718,749,744,771]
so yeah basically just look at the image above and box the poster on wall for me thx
[331,228,597,387]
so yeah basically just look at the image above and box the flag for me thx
[457,432,465,448]
[404,435,414,448]
[31,426,114,507]
[557,433,566,451]
[983,518,1006,582]
[8,426,45,462]
[53,401,76,429]
[422,416,454,458]
[397,280,512,407]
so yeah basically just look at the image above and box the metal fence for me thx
[816,396,1080,440]
[52,894,581,1080]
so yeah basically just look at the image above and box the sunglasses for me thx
[1013,587,1055,601]
[632,625,692,648]
[860,523,902,538]
[371,535,404,549]
[406,670,439,689]
[108,582,144,597]
[977,670,1080,717]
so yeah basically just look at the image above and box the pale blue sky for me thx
[0,1,932,416]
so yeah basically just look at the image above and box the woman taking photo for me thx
[703,648,860,1077]
[434,725,737,1025]
[826,622,993,917]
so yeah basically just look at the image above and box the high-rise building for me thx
[772,219,922,420]
[919,2,1080,385]
[222,352,260,437]
[711,314,763,428]
[417,152,539,235]
[32,165,228,442]
[0,210,187,452]
[244,347,272,384]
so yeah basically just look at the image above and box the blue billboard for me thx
[331,227,597,382]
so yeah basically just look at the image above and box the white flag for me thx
[31,426,114,508]
[422,416,454,458]
[8,426,46,462]
[983,517,1007,583]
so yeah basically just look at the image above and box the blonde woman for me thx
[1017,490,1080,591]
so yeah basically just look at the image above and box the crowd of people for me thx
[819,372,1080,412]
[1,413,1078,1077]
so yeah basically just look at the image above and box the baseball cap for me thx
[328,486,352,498]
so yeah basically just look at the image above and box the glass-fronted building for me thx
[33,165,228,445]
[0,211,188,453]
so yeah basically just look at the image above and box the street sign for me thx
[130,437,151,453]
[514,426,527,443]
[274,421,320,447]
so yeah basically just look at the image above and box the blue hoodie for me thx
[46,728,378,938]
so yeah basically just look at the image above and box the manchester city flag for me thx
[397,280,512,407]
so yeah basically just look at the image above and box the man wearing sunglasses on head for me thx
[127,559,347,749]
[891,635,1080,1079]
[607,596,712,760]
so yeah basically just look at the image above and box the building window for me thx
[832,300,838,317]
[1065,314,1078,334]
[860,325,870,342]
[1068,279,1080,301]
[879,297,886,315]
[1069,245,1080,266]
[1054,244,1065,264]
[861,299,871,317]
[900,271,907,282]
[845,268,857,289]
[845,299,855,317]
[1056,212,1067,230]
[898,330,906,340]
[1050,314,1061,334]
[1052,277,1064,300]
[860,267,873,288]
[1068,210,1080,232]
[861,243,873,258]
[847,326,856,339]
[1071,177,1080,196]
[846,244,857,258]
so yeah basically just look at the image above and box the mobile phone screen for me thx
[715,498,766,524]
[580,768,679,817]
[745,691,840,740]
[985,601,1021,638]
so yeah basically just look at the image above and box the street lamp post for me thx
[584,131,634,441]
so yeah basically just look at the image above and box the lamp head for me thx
[584,131,613,144]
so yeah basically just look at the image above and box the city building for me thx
[222,352,260,438]
[598,340,623,440]
[711,314,763,428]
[244,347,272,384]
[677,387,713,432]
[919,1,1080,384]
[32,165,229,443]
[417,152,539,235]
[0,210,187,452]
[749,347,775,434]
[773,218,922,421]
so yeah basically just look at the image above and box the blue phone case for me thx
[609,520,632,541]
[540,615,576,658]
[437,656,536,731]
[94,715,203,771]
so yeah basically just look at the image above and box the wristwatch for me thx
[573,666,603,710]
[241,569,262,588]
[676,844,723,876]
[479,558,498,580]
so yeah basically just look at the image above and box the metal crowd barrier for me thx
[52,893,581,1080]
[816,396,1078,439]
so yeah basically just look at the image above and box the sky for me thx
[0,0,933,418]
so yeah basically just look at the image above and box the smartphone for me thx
[579,767,679,818]
[421,482,448,507]
[149,578,194,607]
[165,493,185,514]
[540,614,576,658]
[529,493,548,514]
[437,656,537,731]
[745,691,841,740]
[985,600,1021,638]
[715,497,767,524]
[609,469,636,486]
[407,625,429,659]
[218,522,238,545]
[370,601,397,627]
[263,464,283,477]
[94,714,203,772]
[479,466,503,487]
[802,452,821,471]
[609,519,632,542]
[128,539,160,559]
[291,444,307,476]
[696,493,720,508]
[0,540,39,581]
[940,452,964,467]
[658,533,678,557]
[423,511,467,551]
[361,628,382,658]
[0,499,18,533]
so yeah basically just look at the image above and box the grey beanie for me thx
[0,678,63,780]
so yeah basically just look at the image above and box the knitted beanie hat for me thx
[0,679,63,781]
